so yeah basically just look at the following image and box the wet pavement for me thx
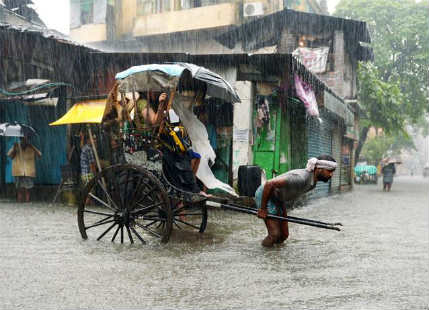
[1,176,428,310]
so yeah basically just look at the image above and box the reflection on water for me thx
[0,176,428,309]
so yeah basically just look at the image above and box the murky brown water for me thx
[1,176,428,309]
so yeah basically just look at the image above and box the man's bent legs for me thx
[262,218,282,247]
[277,208,289,244]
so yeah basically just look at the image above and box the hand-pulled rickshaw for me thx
[51,63,341,246]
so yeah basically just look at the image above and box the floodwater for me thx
[0,176,428,310]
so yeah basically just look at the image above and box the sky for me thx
[30,0,342,35]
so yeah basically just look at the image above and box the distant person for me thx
[7,136,42,203]
[255,155,337,247]
[382,162,396,192]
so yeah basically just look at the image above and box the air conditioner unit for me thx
[243,2,264,17]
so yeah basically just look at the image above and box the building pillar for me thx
[333,30,345,98]
[232,81,253,180]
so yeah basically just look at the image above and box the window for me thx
[70,0,107,28]
[137,0,170,15]
[80,0,94,25]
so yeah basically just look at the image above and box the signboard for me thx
[292,47,330,73]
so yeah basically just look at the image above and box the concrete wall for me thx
[119,0,137,36]
[133,3,237,37]
[137,34,243,54]
[70,24,107,43]
[315,30,357,100]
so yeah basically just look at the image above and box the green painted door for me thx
[253,102,290,179]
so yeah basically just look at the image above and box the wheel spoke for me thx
[129,225,147,244]
[131,202,165,216]
[134,222,162,238]
[78,166,172,245]
[141,216,166,222]
[122,169,132,207]
[135,185,157,204]
[97,222,117,241]
[173,205,186,214]
[127,175,145,208]
[174,213,204,217]
[111,172,124,209]
[85,219,116,230]
[143,220,158,227]
[90,214,115,227]
[126,225,134,244]
[173,218,201,230]
[84,209,115,217]
[111,224,121,242]
[97,179,120,210]
[88,192,117,212]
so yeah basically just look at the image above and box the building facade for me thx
[69,0,325,47]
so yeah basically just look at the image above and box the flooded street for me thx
[1,176,428,310]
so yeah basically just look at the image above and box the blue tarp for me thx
[115,64,185,80]
[2,101,66,184]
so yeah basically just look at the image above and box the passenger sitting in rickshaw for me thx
[135,90,166,129]
[155,83,205,194]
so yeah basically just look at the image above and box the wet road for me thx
[1,176,428,310]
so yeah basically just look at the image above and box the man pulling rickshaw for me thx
[50,63,342,246]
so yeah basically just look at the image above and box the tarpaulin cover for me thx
[49,100,106,126]
[294,74,319,118]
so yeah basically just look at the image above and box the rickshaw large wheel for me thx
[78,164,172,244]
[172,199,208,233]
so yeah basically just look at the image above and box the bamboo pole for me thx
[87,126,102,173]
[220,203,341,231]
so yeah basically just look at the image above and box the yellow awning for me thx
[49,100,106,126]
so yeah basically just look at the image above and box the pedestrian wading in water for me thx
[382,162,396,192]
[255,155,337,247]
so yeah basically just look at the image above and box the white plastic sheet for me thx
[172,96,237,196]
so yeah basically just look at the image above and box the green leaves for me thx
[357,62,405,134]
[361,131,415,164]
[335,0,429,161]
[335,0,429,124]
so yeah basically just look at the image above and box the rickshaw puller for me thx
[255,155,337,247]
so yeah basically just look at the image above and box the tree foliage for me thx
[361,131,415,165]
[334,0,429,161]
[357,62,405,134]
[335,0,429,122]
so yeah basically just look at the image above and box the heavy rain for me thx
[0,0,428,309]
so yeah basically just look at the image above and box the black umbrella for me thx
[176,62,241,103]
[116,63,241,103]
